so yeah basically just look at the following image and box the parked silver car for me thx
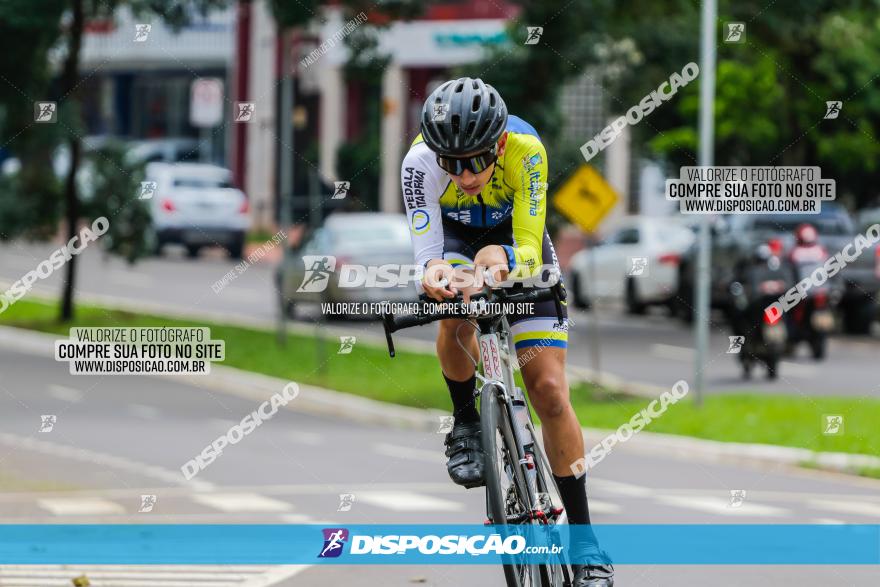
[277,213,419,319]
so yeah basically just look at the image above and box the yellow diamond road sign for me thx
[553,165,619,233]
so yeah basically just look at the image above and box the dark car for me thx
[276,212,419,319]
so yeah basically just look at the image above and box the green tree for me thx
[598,0,880,207]
[0,2,67,240]
[84,142,152,264]
[0,0,229,321]
[458,0,880,209]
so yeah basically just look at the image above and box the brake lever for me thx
[552,282,566,327]
[381,313,396,358]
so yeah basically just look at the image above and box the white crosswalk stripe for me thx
[10,484,880,523]
[655,495,790,517]
[585,499,622,514]
[37,498,125,516]
[191,493,293,513]
[356,490,464,512]
[0,565,307,587]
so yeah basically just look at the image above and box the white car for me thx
[568,216,695,313]
[146,162,249,258]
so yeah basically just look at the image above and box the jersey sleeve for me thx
[507,137,549,279]
[400,143,445,268]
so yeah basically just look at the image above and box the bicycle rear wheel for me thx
[481,384,544,587]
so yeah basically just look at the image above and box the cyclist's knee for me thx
[437,319,474,343]
[526,374,568,419]
[436,319,476,359]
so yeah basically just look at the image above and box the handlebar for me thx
[381,281,566,358]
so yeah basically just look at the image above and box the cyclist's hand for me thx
[474,245,509,286]
[422,259,457,302]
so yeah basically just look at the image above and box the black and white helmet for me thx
[419,77,508,156]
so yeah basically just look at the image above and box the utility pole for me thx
[277,27,293,346]
[693,0,717,406]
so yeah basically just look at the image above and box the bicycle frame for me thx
[473,312,564,526]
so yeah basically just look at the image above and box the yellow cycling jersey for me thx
[401,115,548,278]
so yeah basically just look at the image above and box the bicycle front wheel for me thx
[481,384,541,587]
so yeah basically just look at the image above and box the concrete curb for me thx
[2,325,879,476]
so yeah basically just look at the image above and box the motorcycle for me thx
[729,248,795,380]
[785,246,838,360]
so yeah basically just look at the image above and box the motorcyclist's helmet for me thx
[795,223,818,246]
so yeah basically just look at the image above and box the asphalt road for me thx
[0,345,878,586]
[2,242,878,397]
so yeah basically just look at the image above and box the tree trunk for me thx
[59,0,85,322]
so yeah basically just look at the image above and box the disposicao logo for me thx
[318,528,349,558]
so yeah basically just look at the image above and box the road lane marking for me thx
[0,564,309,587]
[192,493,293,513]
[0,579,232,586]
[0,482,460,503]
[0,568,255,580]
[809,499,880,518]
[355,490,464,512]
[37,497,125,516]
[0,433,213,491]
[655,495,789,517]
[589,478,654,498]
[585,499,622,514]
[47,384,84,403]
[278,513,314,523]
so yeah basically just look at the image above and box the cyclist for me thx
[400,77,614,586]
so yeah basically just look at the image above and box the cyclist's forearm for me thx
[505,222,544,279]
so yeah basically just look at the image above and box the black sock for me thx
[554,473,591,525]
[443,372,479,424]
[554,473,601,565]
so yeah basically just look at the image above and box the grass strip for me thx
[4,298,879,457]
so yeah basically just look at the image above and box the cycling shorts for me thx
[440,218,569,350]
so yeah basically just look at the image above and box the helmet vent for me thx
[419,77,507,156]
[478,120,490,140]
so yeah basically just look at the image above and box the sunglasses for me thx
[436,146,498,175]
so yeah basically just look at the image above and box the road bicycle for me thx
[382,275,572,587]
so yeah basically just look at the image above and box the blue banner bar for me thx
[0,525,878,565]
